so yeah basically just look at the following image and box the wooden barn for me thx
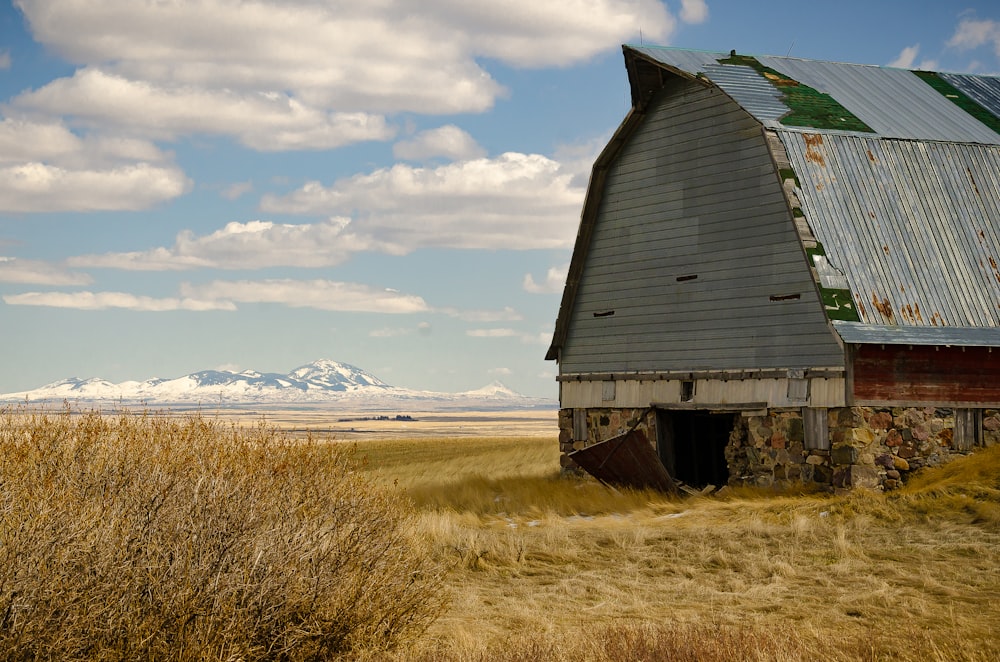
[546,46,1000,492]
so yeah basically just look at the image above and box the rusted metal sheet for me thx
[568,428,677,494]
[851,344,1000,405]
[782,132,1000,329]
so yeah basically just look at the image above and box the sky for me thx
[1,0,999,398]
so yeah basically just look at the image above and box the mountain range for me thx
[0,359,557,411]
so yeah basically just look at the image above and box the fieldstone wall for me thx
[727,410,829,490]
[558,407,653,471]
[559,405,999,490]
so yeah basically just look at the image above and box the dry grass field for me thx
[1,405,998,660]
[350,431,1000,661]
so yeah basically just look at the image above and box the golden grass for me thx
[0,406,446,661]
[350,436,1000,661]
[3,406,998,660]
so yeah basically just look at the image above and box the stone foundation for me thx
[559,406,998,491]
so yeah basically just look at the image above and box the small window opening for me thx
[769,293,801,302]
[680,380,695,402]
[676,274,698,282]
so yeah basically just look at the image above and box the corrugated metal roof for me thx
[833,321,1000,346]
[700,63,790,123]
[942,73,1000,119]
[625,46,1000,143]
[779,130,1000,329]
[757,57,1000,143]
[627,45,721,78]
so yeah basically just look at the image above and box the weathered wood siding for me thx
[559,78,843,374]
[851,345,1000,406]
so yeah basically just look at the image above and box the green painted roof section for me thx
[717,54,875,133]
[912,70,1000,135]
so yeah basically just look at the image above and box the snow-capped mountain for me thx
[0,360,556,411]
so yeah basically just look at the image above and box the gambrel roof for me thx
[547,46,1000,361]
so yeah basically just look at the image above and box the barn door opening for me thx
[656,409,732,489]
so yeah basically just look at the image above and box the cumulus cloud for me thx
[0,257,92,286]
[523,263,568,294]
[393,125,486,162]
[262,152,585,251]
[0,161,189,213]
[889,44,920,68]
[179,279,431,314]
[0,116,189,212]
[12,1,676,147]
[12,69,394,150]
[679,0,709,24]
[67,217,385,270]
[3,291,234,311]
[947,17,1000,54]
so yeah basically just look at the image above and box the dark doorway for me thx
[656,410,733,488]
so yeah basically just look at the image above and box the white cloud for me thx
[3,291,234,311]
[679,0,709,24]
[0,161,190,213]
[179,279,431,314]
[947,18,1000,54]
[262,152,585,251]
[12,0,676,147]
[889,44,920,69]
[488,367,512,376]
[68,217,384,270]
[393,125,486,162]
[523,263,569,294]
[12,69,394,151]
[0,257,92,286]
[0,116,189,212]
[433,1,674,68]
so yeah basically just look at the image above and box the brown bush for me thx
[0,406,446,661]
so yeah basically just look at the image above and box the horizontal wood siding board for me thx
[560,78,843,374]
[851,345,1000,404]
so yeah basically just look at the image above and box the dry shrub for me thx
[0,406,446,661]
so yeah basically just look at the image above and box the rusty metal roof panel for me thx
[833,321,1000,346]
[756,56,1000,143]
[779,130,1000,330]
[941,73,1000,119]
[568,428,676,494]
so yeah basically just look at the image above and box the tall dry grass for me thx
[0,406,446,661]
[353,437,1000,661]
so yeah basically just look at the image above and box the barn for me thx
[546,45,1000,492]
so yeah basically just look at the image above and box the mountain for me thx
[0,360,556,411]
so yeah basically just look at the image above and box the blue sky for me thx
[1,0,999,397]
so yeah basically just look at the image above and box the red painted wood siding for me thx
[851,345,1000,404]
